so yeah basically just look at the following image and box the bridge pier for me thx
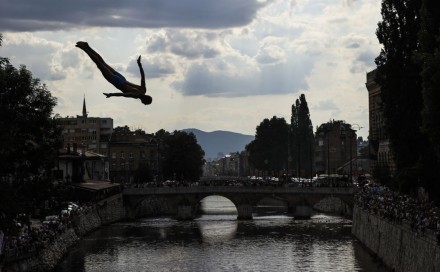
[236,204,253,220]
[294,205,312,219]
[177,205,196,220]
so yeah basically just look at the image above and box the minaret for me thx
[82,95,88,118]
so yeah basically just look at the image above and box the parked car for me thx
[42,215,59,225]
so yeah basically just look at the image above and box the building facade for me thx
[57,98,113,155]
[108,126,159,183]
[202,151,250,178]
[54,143,108,183]
[366,69,396,174]
[314,120,357,176]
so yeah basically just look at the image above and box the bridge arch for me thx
[199,195,237,215]
[194,194,256,220]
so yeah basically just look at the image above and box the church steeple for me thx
[82,95,88,118]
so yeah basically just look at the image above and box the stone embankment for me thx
[352,205,440,272]
[2,193,126,272]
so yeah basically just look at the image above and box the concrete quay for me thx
[352,205,440,272]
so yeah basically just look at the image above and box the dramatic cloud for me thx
[146,30,222,59]
[0,0,266,32]
[1,34,69,81]
[126,55,176,79]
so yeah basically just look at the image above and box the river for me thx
[55,196,388,272]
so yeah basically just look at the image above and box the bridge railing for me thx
[123,186,354,195]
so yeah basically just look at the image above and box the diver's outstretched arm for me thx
[137,55,146,93]
[103,92,139,98]
[103,92,152,105]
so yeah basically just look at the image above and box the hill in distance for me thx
[183,128,254,160]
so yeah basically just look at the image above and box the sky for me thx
[0,0,382,140]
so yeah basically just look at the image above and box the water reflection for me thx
[196,215,237,242]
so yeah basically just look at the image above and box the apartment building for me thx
[108,126,159,183]
[57,98,113,155]
[314,120,357,176]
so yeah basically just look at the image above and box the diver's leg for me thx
[76,42,121,86]
[76,42,118,74]
[76,42,106,65]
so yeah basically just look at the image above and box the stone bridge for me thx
[123,186,355,220]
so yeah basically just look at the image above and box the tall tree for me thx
[291,94,314,178]
[156,130,205,182]
[0,34,62,217]
[375,0,423,192]
[417,0,440,198]
[418,0,440,157]
[154,129,170,181]
[290,101,299,174]
[246,116,289,175]
[298,94,314,178]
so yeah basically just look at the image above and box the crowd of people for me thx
[355,183,440,243]
[0,202,93,261]
[128,176,354,188]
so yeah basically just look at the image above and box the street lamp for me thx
[321,124,332,177]
[349,124,362,183]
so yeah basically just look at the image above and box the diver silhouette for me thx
[76,41,152,105]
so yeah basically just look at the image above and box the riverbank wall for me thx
[2,193,127,272]
[352,204,440,272]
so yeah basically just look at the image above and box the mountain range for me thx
[183,128,255,160]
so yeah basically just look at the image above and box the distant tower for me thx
[82,95,88,118]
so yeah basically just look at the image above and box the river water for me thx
[55,196,388,272]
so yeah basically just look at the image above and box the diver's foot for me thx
[103,93,110,98]
[76,41,88,49]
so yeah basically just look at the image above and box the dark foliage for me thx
[155,129,205,182]
[375,0,440,200]
[246,116,289,173]
[290,94,314,177]
[0,35,62,219]
[416,0,440,199]
[375,0,424,192]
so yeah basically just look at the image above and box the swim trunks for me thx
[113,72,127,88]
